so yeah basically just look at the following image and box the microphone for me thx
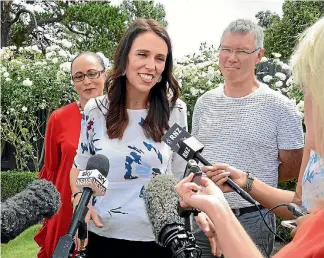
[52,154,109,258]
[144,174,202,258]
[1,179,61,243]
[178,160,202,224]
[287,203,308,218]
[162,123,256,205]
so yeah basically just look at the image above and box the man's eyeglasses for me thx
[72,69,105,82]
[218,47,260,56]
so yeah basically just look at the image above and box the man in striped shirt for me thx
[192,19,304,257]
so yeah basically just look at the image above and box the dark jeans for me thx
[85,231,171,258]
[193,208,276,258]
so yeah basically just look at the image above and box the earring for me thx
[122,70,126,76]
[157,76,162,83]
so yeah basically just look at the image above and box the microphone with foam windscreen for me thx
[162,123,256,205]
[144,174,202,258]
[52,154,109,258]
[1,179,61,243]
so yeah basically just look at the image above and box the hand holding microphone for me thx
[53,154,109,258]
[162,123,256,205]
[202,164,248,193]
[176,173,229,214]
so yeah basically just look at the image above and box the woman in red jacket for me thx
[34,51,106,258]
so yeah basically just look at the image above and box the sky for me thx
[112,0,285,59]
[159,0,285,58]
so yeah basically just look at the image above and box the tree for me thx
[1,0,168,59]
[1,1,128,58]
[255,10,280,29]
[262,1,324,59]
[120,0,167,28]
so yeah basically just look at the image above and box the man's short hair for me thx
[220,19,264,49]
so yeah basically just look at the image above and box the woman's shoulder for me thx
[169,98,187,127]
[170,98,187,113]
[84,95,109,116]
[52,102,79,119]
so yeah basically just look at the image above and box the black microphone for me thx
[178,160,202,227]
[162,123,256,205]
[1,179,61,243]
[144,174,202,258]
[287,203,308,218]
[52,154,109,258]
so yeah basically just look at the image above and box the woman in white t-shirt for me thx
[70,19,187,258]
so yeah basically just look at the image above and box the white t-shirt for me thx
[192,82,304,208]
[73,95,187,241]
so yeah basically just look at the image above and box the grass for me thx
[1,224,41,258]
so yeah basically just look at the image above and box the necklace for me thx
[76,101,84,115]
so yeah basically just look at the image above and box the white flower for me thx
[46,51,55,59]
[281,63,291,71]
[273,58,281,65]
[272,52,282,58]
[9,46,17,50]
[5,77,11,82]
[206,66,215,80]
[10,108,15,113]
[192,76,199,83]
[260,57,268,63]
[22,78,33,86]
[215,70,222,77]
[46,45,60,52]
[24,46,32,52]
[31,45,41,52]
[20,65,26,70]
[39,102,46,109]
[22,106,28,112]
[178,79,182,88]
[296,101,304,113]
[59,62,71,73]
[56,70,66,81]
[275,81,283,88]
[263,75,273,83]
[190,87,199,96]
[52,58,59,64]
[275,72,286,81]
[286,77,293,87]
[3,72,9,77]
[58,49,68,58]
[61,39,72,48]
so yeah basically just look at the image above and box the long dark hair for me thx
[105,18,180,142]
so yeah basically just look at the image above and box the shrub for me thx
[1,171,38,201]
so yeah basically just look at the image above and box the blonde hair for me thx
[292,17,324,156]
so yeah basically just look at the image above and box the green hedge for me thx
[1,171,38,201]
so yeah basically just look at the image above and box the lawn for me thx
[1,224,41,258]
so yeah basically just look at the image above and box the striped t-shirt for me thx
[192,82,304,208]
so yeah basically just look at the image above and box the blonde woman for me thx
[176,17,324,258]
